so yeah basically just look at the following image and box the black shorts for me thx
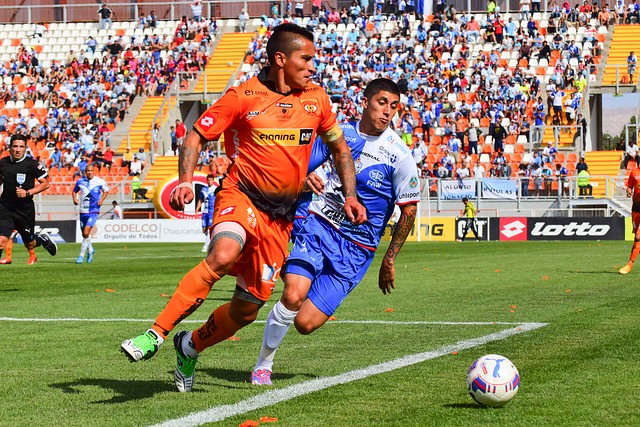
[0,201,36,242]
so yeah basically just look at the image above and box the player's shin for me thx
[152,260,220,338]
[255,301,297,372]
[191,302,243,351]
[80,238,90,256]
[630,238,640,264]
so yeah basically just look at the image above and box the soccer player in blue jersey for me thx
[251,78,420,385]
[72,164,108,264]
[195,174,218,253]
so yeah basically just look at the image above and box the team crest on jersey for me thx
[247,207,257,229]
[198,112,215,130]
[220,206,235,216]
[354,157,363,174]
[410,176,419,188]
[16,173,26,185]
[304,104,318,113]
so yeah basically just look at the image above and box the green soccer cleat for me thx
[121,329,162,362]
[173,331,198,392]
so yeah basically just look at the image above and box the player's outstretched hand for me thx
[378,258,396,295]
[344,197,367,225]
[170,185,194,211]
[303,172,325,195]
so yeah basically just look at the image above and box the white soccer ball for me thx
[466,354,520,407]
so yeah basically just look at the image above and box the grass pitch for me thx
[1,241,639,427]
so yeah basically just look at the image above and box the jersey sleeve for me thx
[33,161,48,181]
[628,170,637,190]
[307,135,331,174]
[393,152,421,206]
[73,180,81,193]
[193,88,243,142]
[100,178,110,193]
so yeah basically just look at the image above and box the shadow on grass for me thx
[196,367,303,387]
[442,403,488,410]
[51,378,175,403]
[0,288,19,292]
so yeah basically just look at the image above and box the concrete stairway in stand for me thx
[584,151,623,196]
[194,32,255,94]
[602,25,640,85]
[141,155,179,199]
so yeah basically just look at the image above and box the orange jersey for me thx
[628,167,640,205]
[194,69,339,219]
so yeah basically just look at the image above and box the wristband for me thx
[26,190,30,197]
[176,182,193,190]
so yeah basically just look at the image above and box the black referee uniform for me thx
[0,154,48,243]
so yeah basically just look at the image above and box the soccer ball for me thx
[466,354,520,407]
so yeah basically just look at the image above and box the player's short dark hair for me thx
[266,23,314,64]
[363,78,401,100]
[9,133,27,146]
[462,197,469,203]
[112,200,118,206]
[206,174,214,179]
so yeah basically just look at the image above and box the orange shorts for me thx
[213,185,292,302]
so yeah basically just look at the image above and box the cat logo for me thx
[300,128,313,145]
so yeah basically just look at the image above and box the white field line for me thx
[0,317,528,326]
[149,322,548,427]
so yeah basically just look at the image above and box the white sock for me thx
[147,328,165,346]
[202,232,210,250]
[88,240,93,253]
[254,301,297,372]
[80,238,90,256]
[181,331,199,359]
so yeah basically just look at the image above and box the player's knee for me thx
[293,318,317,335]
[281,287,306,311]
[228,305,259,326]
[204,248,238,275]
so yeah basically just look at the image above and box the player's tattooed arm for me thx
[171,130,205,210]
[379,203,417,294]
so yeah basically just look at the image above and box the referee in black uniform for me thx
[0,133,57,262]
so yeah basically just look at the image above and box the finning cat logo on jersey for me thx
[16,173,26,185]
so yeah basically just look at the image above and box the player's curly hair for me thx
[266,23,314,64]
[364,78,401,100]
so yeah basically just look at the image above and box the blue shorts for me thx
[79,213,98,230]
[201,213,213,230]
[285,214,375,316]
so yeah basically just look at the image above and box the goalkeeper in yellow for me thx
[459,197,480,242]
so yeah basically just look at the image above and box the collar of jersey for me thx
[257,67,297,96]
[10,154,27,163]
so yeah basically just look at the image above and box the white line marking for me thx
[150,322,548,427]
[0,317,527,326]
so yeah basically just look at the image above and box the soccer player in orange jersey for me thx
[121,23,367,392]
[619,166,640,274]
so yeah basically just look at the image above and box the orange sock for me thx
[191,302,243,352]
[4,239,13,260]
[629,240,640,263]
[28,248,35,257]
[152,260,220,338]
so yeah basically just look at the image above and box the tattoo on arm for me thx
[179,146,197,178]
[384,204,417,263]
[326,135,357,198]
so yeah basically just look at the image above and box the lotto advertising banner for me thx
[383,217,456,242]
[440,179,476,200]
[81,219,203,243]
[15,221,76,244]
[482,179,517,200]
[491,217,625,241]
